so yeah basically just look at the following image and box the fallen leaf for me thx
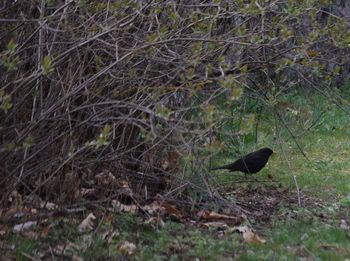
[143,200,162,215]
[144,217,165,228]
[1,208,18,222]
[22,230,38,240]
[118,241,137,256]
[53,241,77,256]
[13,221,37,233]
[41,224,53,238]
[0,228,6,236]
[116,178,133,196]
[81,188,96,197]
[8,190,22,206]
[112,201,138,214]
[72,255,84,261]
[40,202,57,210]
[101,229,120,243]
[340,219,349,230]
[198,222,229,230]
[197,211,241,223]
[95,171,116,186]
[161,202,182,220]
[78,213,96,232]
[318,244,348,255]
[142,200,182,219]
[235,226,266,244]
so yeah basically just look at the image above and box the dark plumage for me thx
[210,147,274,174]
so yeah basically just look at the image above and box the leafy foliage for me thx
[0,1,349,203]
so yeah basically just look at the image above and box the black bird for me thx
[210,147,274,174]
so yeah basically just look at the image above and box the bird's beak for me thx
[273,150,277,154]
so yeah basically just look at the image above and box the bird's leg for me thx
[244,173,257,183]
[245,172,258,182]
[251,175,258,182]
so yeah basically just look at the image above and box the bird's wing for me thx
[224,152,262,171]
[243,151,266,162]
[242,152,268,168]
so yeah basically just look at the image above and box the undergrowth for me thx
[2,90,350,260]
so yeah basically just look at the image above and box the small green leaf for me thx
[239,65,248,73]
[96,124,111,148]
[219,75,234,89]
[339,193,350,206]
[230,87,243,101]
[23,136,34,149]
[1,55,20,71]
[41,55,53,75]
[7,40,17,54]
[0,94,12,113]
[146,33,157,43]
[4,142,16,151]
[203,104,215,124]
[344,32,350,45]
[239,114,255,135]
[186,68,195,80]
[102,124,111,136]
[155,104,171,120]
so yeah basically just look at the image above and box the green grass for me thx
[269,94,350,200]
[211,90,350,199]
[252,217,350,260]
[3,90,350,260]
[201,90,350,259]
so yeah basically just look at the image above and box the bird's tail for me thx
[210,164,231,171]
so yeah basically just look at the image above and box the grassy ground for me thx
[1,91,350,260]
